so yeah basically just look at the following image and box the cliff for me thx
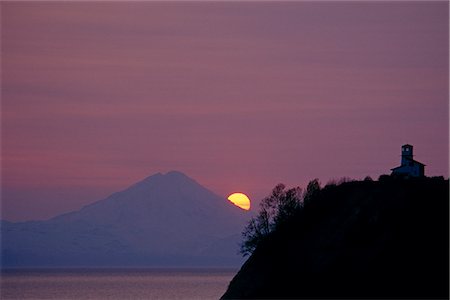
[222,177,449,299]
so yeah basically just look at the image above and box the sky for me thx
[1,1,448,221]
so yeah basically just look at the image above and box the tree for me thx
[240,209,271,257]
[240,184,302,256]
[303,178,321,206]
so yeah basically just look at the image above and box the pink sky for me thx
[2,1,448,221]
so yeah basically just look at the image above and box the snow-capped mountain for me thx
[1,171,249,267]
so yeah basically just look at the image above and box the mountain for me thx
[1,171,249,267]
[222,176,449,299]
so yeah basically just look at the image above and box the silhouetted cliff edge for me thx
[222,177,449,299]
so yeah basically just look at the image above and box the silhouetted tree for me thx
[364,176,373,181]
[240,211,270,256]
[303,178,321,206]
[240,184,302,256]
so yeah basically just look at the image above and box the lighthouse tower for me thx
[401,144,413,165]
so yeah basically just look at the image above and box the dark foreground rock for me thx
[222,177,449,299]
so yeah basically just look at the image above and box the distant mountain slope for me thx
[1,171,249,267]
[222,177,449,299]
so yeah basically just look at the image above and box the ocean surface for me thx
[0,268,237,300]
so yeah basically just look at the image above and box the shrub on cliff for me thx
[240,179,322,256]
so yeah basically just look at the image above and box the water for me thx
[0,268,237,299]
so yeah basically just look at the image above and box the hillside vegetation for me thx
[222,176,449,299]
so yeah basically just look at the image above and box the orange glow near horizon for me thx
[227,193,251,210]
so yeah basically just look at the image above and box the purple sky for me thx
[2,1,448,221]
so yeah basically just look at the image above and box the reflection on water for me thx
[0,268,237,300]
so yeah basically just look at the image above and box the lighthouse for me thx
[391,144,425,177]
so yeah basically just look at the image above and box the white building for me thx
[391,144,425,177]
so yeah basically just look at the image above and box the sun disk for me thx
[227,193,251,210]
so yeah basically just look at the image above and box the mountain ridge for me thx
[2,171,249,267]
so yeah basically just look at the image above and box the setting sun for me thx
[227,193,251,211]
